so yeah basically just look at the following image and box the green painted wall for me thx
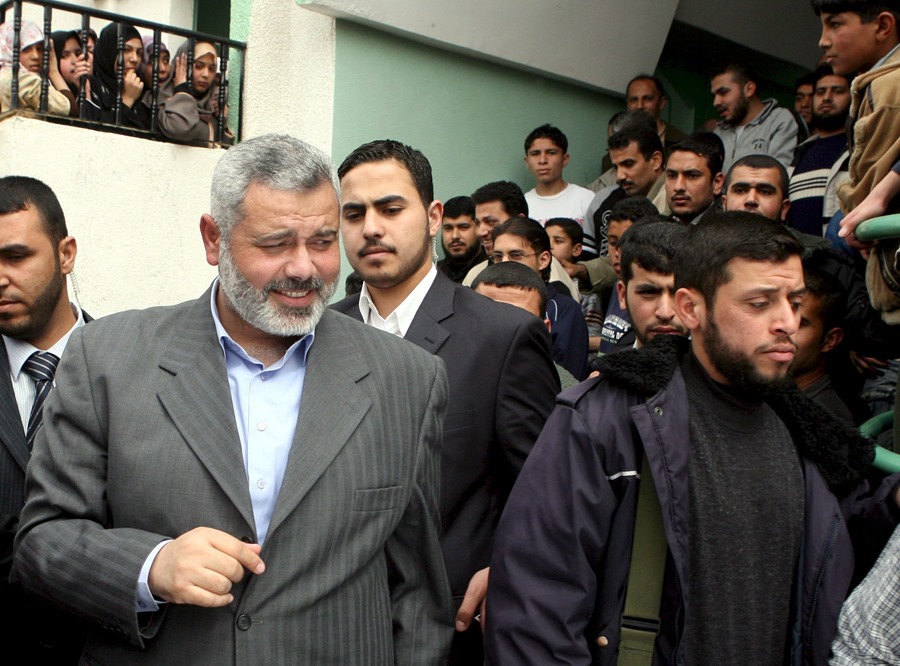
[332,21,621,202]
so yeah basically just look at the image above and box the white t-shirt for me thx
[525,183,597,256]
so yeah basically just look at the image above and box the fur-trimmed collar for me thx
[596,335,874,489]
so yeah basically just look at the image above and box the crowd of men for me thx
[3,0,900,664]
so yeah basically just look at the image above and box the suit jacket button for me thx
[240,536,254,544]
[236,614,252,631]
[596,635,609,647]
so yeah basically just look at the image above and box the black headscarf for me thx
[93,22,140,92]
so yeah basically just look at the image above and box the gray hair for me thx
[210,134,339,239]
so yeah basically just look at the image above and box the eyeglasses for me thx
[490,250,536,263]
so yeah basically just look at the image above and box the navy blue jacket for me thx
[487,335,898,665]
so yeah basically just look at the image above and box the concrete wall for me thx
[236,0,334,153]
[302,0,679,95]
[0,116,221,316]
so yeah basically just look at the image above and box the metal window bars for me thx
[1,0,246,144]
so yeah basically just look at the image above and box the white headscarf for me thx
[0,20,44,70]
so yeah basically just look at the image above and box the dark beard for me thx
[811,109,849,133]
[703,313,794,398]
[0,260,65,341]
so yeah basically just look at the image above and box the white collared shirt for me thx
[357,264,438,338]
[4,304,85,428]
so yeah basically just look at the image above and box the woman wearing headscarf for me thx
[139,34,172,111]
[51,29,91,98]
[156,39,232,144]
[0,20,76,115]
[81,21,149,129]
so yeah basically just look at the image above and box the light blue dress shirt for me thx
[136,281,314,611]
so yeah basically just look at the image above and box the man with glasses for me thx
[491,217,589,379]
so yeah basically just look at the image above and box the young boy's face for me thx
[819,11,885,75]
[525,138,568,187]
[546,225,581,263]
[607,219,633,276]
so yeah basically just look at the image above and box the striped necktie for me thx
[22,351,59,449]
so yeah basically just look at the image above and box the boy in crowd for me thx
[472,262,581,390]
[791,266,859,424]
[545,218,604,357]
[523,124,598,258]
[596,197,659,354]
[491,218,589,379]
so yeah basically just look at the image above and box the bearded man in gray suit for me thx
[13,134,453,664]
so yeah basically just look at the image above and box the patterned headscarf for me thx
[0,20,44,70]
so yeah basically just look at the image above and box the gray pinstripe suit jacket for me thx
[13,291,453,664]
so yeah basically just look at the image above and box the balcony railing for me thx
[0,0,246,145]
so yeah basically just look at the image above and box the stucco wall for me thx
[237,0,335,154]
[0,116,221,316]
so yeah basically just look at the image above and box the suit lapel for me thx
[0,345,28,473]
[267,311,372,538]
[404,273,454,355]
[156,293,255,531]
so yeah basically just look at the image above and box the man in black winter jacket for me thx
[487,212,900,665]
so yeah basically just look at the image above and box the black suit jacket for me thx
[333,273,559,598]
[1,310,92,662]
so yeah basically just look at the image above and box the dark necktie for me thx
[22,351,59,449]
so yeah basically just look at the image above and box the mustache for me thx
[265,277,326,292]
[358,240,396,257]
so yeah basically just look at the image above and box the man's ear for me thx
[674,287,704,332]
[537,250,552,272]
[427,200,444,238]
[745,79,757,99]
[821,326,844,354]
[200,213,221,267]
[58,235,77,275]
[572,243,583,258]
[651,151,664,172]
[712,172,725,197]
[617,280,627,311]
[780,198,791,222]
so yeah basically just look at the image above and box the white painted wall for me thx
[300,0,678,95]
[239,1,335,154]
[0,116,221,316]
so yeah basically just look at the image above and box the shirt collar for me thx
[209,278,315,369]
[873,42,900,71]
[357,264,437,337]
[4,303,86,379]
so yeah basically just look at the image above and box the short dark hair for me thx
[544,217,583,245]
[608,125,664,161]
[811,0,900,22]
[794,71,818,92]
[471,181,529,218]
[338,139,434,207]
[674,211,803,307]
[813,64,853,88]
[492,217,552,281]
[609,196,659,224]
[619,220,688,283]
[0,176,68,244]
[802,264,846,332]
[711,62,758,88]
[627,74,666,99]
[668,132,725,177]
[725,154,790,199]
[443,195,476,219]
[525,123,568,154]
[608,109,657,135]
[472,260,549,315]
